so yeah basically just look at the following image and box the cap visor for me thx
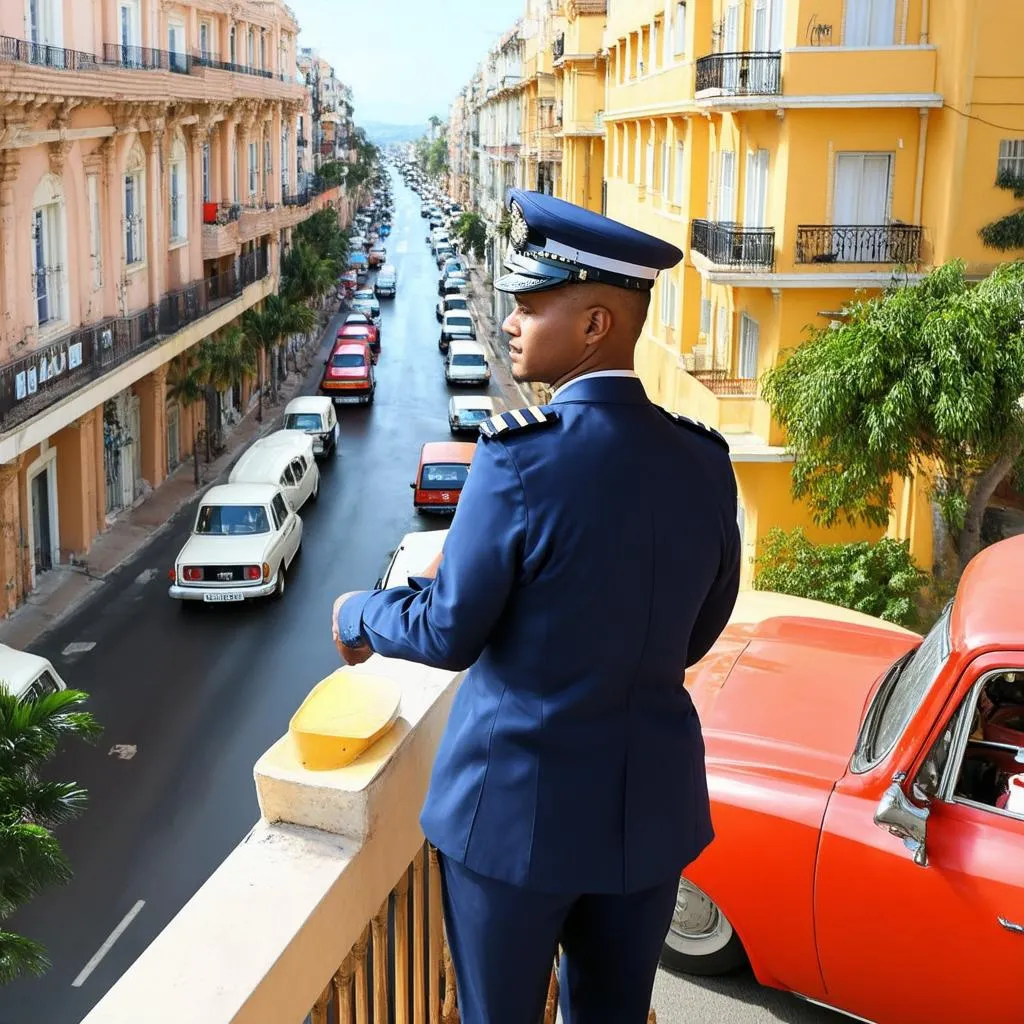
[493,270,565,294]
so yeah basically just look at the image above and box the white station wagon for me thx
[229,431,320,512]
[168,483,302,604]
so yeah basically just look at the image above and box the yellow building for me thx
[553,0,607,211]
[520,0,564,196]
[601,0,1024,583]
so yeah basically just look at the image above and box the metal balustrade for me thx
[202,201,242,226]
[795,224,923,264]
[0,253,269,433]
[0,34,98,70]
[690,370,758,397]
[695,51,782,96]
[690,219,776,270]
[103,43,191,72]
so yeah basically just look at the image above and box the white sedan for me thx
[168,483,302,604]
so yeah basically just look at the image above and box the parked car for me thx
[229,431,320,512]
[168,484,302,603]
[0,643,68,701]
[439,310,477,352]
[412,442,476,514]
[439,271,468,296]
[352,289,381,327]
[448,395,496,434]
[375,529,448,590]
[434,245,456,268]
[445,340,490,385]
[440,257,467,278]
[283,396,339,459]
[436,294,470,322]
[658,542,1024,1024]
[375,263,398,299]
[320,341,375,404]
[337,323,379,360]
[368,244,387,268]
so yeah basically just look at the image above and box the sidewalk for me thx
[0,342,323,651]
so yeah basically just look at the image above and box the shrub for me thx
[753,528,929,628]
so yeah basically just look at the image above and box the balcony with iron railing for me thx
[689,370,758,397]
[0,251,269,437]
[79,658,611,1024]
[694,51,782,101]
[690,219,776,272]
[794,224,923,265]
[0,34,98,70]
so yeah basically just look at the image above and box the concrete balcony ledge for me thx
[81,657,463,1024]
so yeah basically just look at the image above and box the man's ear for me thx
[582,305,613,344]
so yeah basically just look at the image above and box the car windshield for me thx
[457,408,489,423]
[855,606,951,770]
[284,413,323,430]
[446,300,469,311]
[354,292,374,301]
[421,463,470,487]
[448,317,473,328]
[452,354,485,366]
[332,352,366,368]
[195,504,270,536]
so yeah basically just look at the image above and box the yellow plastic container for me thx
[288,668,401,771]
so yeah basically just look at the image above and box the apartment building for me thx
[552,0,606,212]
[602,0,1024,580]
[448,88,472,206]
[0,0,343,614]
[520,0,563,199]
[297,48,354,172]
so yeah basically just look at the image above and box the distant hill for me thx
[361,122,427,145]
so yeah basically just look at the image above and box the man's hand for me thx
[332,592,372,666]
[419,551,443,579]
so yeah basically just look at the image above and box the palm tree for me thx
[202,326,258,440]
[241,295,317,408]
[0,685,101,983]
[277,296,318,377]
[240,304,278,422]
[166,354,209,474]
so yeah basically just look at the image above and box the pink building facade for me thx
[0,0,342,614]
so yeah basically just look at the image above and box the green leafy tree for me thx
[199,326,258,442]
[453,212,487,261]
[980,169,1024,251]
[761,260,1024,571]
[242,294,317,406]
[0,686,101,982]
[754,528,930,628]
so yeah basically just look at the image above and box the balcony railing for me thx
[191,50,274,78]
[0,252,268,433]
[690,370,759,397]
[202,201,241,226]
[103,43,191,73]
[690,220,776,270]
[795,224,923,265]
[0,34,99,70]
[282,177,329,208]
[553,34,565,61]
[297,134,308,148]
[694,51,781,96]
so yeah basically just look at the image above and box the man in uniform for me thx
[332,190,740,1023]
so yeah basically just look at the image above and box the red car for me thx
[319,341,375,405]
[662,535,1024,1024]
[337,323,379,360]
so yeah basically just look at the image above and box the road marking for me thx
[62,641,96,656]
[395,240,409,254]
[108,744,137,760]
[134,568,159,585]
[71,900,145,988]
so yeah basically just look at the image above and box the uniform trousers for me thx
[438,854,678,1024]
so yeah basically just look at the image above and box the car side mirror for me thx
[874,781,930,867]
[409,482,416,489]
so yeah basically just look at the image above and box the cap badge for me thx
[509,203,530,251]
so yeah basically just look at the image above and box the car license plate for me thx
[203,591,245,603]
[313,441,324,453]
[333,395,364,404]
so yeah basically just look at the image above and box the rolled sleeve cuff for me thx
[337,590,375,648]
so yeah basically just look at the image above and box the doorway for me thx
[30,468,53,575]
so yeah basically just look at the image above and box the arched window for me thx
[31,172,67,328]
[168,132,187,242]
[248,28,255,67]
[124,138,146,266]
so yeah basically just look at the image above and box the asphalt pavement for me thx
[1,170,839,1024]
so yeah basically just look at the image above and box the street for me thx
[2,173,836,1024]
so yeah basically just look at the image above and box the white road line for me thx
[71,900,145,988]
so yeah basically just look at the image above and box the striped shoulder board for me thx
[479,405,559,440]
[659,408,730,452]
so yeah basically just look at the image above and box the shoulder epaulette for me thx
[659,407,730,453]
[479,405,559,440]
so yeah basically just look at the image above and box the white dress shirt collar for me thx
[550,369,638,401]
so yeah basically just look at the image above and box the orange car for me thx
[661,535,1024,1024]
[411,441,475,514]
[319,341,375,405]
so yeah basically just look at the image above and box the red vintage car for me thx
[337,322,379,360]
[662,536,1024,1024]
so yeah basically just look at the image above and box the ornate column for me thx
[187,122,206,278]
[137,365,168,489]
[270,105,283,205]
[146,119,166,305]
[0,151,21,354]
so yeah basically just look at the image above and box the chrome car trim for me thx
[794,995,877,1023]
[998,916,1024,934]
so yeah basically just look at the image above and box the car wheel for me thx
[274,566,286,600]
[660,877,746,977]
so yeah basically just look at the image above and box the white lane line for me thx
[71,900,146,988]
[62,641,96,656]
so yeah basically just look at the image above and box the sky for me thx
[292,0,525,126]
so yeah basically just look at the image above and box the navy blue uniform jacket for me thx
[339,375,740,894]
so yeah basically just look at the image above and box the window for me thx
[199,21,211,59]
[28,0,61,47]
[167,20,186,72]
[700,297,712,334]
[87,173,102,290]
[718,150,736,221]
[248,141,258,196]
[231,146,238,202]
[998,140,1024,181]
[660,273,677,326]
[25,670,61,701]
[201,143,210,202]
[752,0,784,51]
[248,28,255,67]
[843,0,896,46]
[673,1,687,55]
[229,24,236,64]
[673,140,685,203]
[272,493,290,526]
[738,314,759,379]
[264,139,272,176]
[744,149,770,228]
[124,172,144,265]
[168,134,187,242]
[645,139,654,188]
[195,504,269,536]
[260,30,266,69]
[651,20,660,70]
[118,0,139,49]
[660,141,670,195]
[32,198,64,327]
[715,306,729,368]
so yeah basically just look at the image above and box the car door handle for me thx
[998,916,1024,934]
